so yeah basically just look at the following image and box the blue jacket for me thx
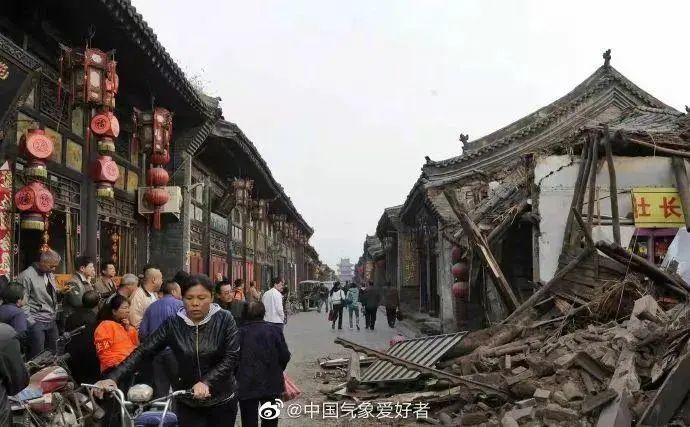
[139,295,183,339]
[236,321,290,400]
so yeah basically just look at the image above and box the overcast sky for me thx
[132,0,689,269]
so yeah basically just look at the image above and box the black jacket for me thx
[0,324,29,425]
[361,286,382,309]
[236,321,290,401]
[107,304,239,407]
[65,308,100,385]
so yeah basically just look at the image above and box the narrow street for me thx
[280,308,413,426]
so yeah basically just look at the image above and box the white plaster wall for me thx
[536,155,676,281]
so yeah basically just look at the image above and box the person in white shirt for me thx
[128,267,162,330]
[262,277,285,330]
[328,282,346,330]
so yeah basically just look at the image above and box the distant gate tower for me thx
[338,258,354,283]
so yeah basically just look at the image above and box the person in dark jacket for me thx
[65,290,101,386]
[94,274,240,427]
[0,282,28,348]
[237,301,290,427]
[0,323,29,426]
[362,282,381,330]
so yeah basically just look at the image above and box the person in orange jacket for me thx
[94,295,139,377]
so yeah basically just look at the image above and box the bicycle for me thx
[82,383,193,427]
[285,294,302,316]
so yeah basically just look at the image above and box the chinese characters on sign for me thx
[632,188,685,228]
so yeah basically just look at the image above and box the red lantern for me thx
[90,110,120,154]
[451,246,463,263]
[14,182,54,230]
[61,48,114,106]
[147,167,169,187]
[145,187,170,230]
[150,149,170,166]
[451,261,468,281]
[452,282,469,299]
[153,107,173,154]
[89,155,120,199]
[20,129,54,178]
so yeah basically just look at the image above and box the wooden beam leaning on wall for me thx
[562,139,591,253]
[671,157,690,231]
[602,126,621,245]
[443,189,520,311]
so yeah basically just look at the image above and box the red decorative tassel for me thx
[153,207,162,230]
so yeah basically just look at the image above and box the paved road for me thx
[279,307,410,426]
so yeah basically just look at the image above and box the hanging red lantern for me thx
[150,149,170,166]
[89,155,120,199]
[14,181,54,230]
[452,282,469,299]
[147,167,169,187]
[145,187,170,230]
[90,110,120,154]
[20,129,54,179]
[451,246,463,263]
[153,107,173,154]
[60,48,117,107]
[451,261,468,281]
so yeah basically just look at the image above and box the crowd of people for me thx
[0,249,292,427]
[323,281,400,331]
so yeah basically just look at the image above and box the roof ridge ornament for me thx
[603,49,612,67]
[685,105,689,114]
[459,133,469,149]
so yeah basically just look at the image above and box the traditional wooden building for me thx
[0,1,319,285]
[393,52,688,332]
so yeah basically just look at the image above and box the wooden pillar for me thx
[672,157,690,231]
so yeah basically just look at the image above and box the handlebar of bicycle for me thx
[80,384,193,403]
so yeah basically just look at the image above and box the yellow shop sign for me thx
[631,187,685,227]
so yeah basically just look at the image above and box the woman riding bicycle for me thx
[94,274,240,426]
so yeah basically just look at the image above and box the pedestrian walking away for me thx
[345,282,360,330]
[0,323,29,427]
[328,282,346,330]
[237,301,291,427]
[383,282,400,328]
[94,274,241,427]
[362,281,381,330]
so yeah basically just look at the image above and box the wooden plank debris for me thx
[346,350,361,392]
[603,129,621,244]
[444,188,519,310]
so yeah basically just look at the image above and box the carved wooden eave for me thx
[422,64,678,186]
[375,205,402,240]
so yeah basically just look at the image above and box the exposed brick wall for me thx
[149,216,185,279]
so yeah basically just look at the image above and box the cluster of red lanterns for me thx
[16,130,55,231]
[451,245,469,299]
[61,47,120,199]
[134,107,173,230]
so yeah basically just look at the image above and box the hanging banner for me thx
[632,187,685,228]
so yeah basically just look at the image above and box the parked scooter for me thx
[82,383,192,427]
[10,326,104,426]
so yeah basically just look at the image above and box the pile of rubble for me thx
[321,272,690,426]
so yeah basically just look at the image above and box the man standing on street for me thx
[262,277,285,330]
[383,282,400,328]
[63,256,97,325]
[94,260,117,299]
[129,266,162,330]
[17,249,61,358]
[362,281,381,330]
[139,279,183,398]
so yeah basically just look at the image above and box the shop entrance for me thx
[15,208,80,275]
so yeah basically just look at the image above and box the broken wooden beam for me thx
[487,199,531,245]
[672,157,690,231]
[503,247,593,324]
[346,350,361,392]
[563,139,591,253]
[333,337,508,399]
[572,208,594,249]
[586,136,599,234]
[603,129,621,244]
[594,240,690,294]
[638,352,690,426]
[625,135,690,159]
[443,189,519,311]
